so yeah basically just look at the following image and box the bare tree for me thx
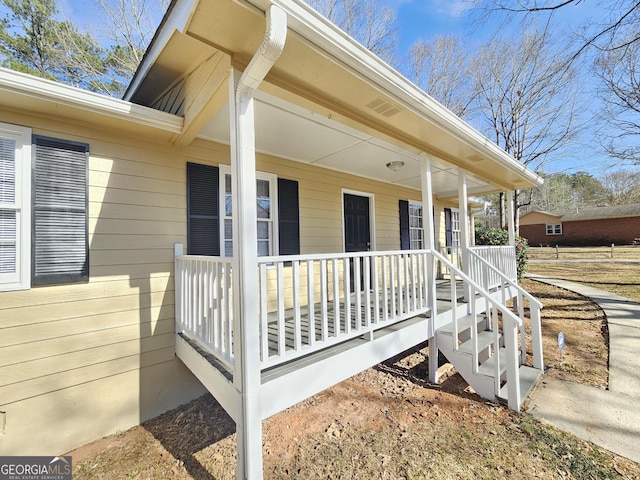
[407,35,474,118]
[306,0,398,64]
[600,169,640,204]
[595,41,640,165]
[92,0,168,96]
[468,28,582,230]
[470,0,640,55]
[470,1,640,169]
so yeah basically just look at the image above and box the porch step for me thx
[458,331,499,355]
[436,314,485,337]
[477,347,507,377]
[497,365,543,404]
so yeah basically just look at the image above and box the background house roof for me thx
[522,204,640,223]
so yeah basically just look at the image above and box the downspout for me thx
[230,5,287,480]
[237,5,287,97]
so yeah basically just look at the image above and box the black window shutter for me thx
[444,208,453,248]
[187,162,219,256]
[399,199,410,250]
[277,178,300,255]
[33,135,89,285]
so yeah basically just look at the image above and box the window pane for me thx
[224,219,233,240]
[257,220,269,240]
[0,210,16,274]
[256,179,269,198]
[0,138,16,204]
[257,240,269,257]
[257,198,270,219]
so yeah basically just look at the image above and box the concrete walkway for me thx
[526,274,640,463]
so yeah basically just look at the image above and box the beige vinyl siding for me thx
[255,153,422,254]
[0,111,211,455]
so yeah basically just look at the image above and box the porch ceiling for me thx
[199,90,492,199]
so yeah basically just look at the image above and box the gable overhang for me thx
[125,0,543,197]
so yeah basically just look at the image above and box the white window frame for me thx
[451,208,461,247]
[0,122,31,291]
[409,200,424,250]
[546,223,562,235]
[219,165,278,257]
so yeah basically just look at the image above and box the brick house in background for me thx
[519,204,640,246]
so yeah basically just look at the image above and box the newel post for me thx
[174,243,184,335]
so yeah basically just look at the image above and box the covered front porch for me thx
[124,0,544,477]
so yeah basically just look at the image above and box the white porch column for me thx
[420,154,439,383]
[229,7,286,479]
[458,168,472,301]
[506,190,516,246]
[229,68,263,480]
[457,168,470,272]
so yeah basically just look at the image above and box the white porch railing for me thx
[468,248,543,370]
[174,243,540,409]
[257,250,432,368]
[433,249,542,410]
[175,251,235,370]
[469,245,517,290]
[174,248,433,372]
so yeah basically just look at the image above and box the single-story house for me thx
[520,204,640,246]
[0,0,544,477]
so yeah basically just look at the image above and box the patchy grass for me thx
[522,279,609,388]
[528,262,640,303]
[72,365,640,480]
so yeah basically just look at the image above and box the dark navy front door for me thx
[344,193,371,291]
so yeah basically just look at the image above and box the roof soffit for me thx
[128,0,542,191]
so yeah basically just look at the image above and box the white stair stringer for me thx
[436,306,542,409]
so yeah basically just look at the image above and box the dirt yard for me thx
[70,278,639,479]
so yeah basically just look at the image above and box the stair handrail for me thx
[432,249,525,410]
[468,249,544,371]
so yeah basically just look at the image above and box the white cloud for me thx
[429,0,473,17]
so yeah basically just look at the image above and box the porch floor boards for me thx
[264,280,464,360]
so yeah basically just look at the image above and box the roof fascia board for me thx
[124,0,200,101]
[239,0,542,189]
[0,68,183,133]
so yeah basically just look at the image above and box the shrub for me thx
[475,225,529,280]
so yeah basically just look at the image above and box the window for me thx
[0,123,31,291]
[0,126,88,291]
[546,223,562,235]
[220,166,277,257]
[399,199,424,250]
[32,136,89,285]
[444,207,461,251]
[409,202,423,249]
[451,209,461,247]
[186,162,299,257]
